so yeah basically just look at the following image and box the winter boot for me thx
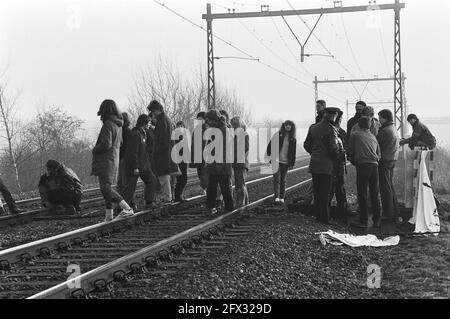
[104,209,114,222]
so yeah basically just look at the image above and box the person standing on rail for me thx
[173,121,189,203]
[190,112,208,195]
[266,120,297,204]
[121,114,158,211]
[377,109,400,224]
[204,109,234,215]
[0,177,22,215]
[230,116,250,208]
[304,107,343,225]
[92,99,134,222]
[117,112,132,196]
[347,116,382,229]
[400,114,437,150]
[346,101,366,142]
[147,100,178,204]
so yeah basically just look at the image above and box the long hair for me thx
[279,120,296,139]
[97,99,120,122]
[230,116,246,131]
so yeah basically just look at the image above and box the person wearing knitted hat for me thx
[38,159,83,215]
[399,114,436,150]
[348,116,381,229]
[377,109,400,224]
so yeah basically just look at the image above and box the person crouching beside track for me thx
[121,114,158,212]
[266,120,297,204]
[230,116,250,208]
[38,160,83,215]
[304,107,343,225]
[347,116,382,229]
[400,114,437,150]
[204,110,234,215]
[92,99,134,222]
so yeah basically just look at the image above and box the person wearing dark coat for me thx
[377,109,400,222]
[350,105,381,137]
[0,178,22,215]
[346,101,366,142]
[38,160,83,214]
[328,110,348,219]
[173,121,189,202]
[266,120,297,204]
[400,114,436,150]
[231,116,250,208]
[304,107,344,224]
[315,100,326,123]
[204,109,234,215]
[147,100,179,203]
[190,112,208,192]
[121,114,158,211]
[117,112,132,195]
[92,99,134,222]
[348,116,382,229]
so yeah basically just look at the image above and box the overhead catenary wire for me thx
[152,0,344,103]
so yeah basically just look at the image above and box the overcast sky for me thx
[1,0,449,133]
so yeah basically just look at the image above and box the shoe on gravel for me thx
[115,209,135,220]
[11,208,23,215]
[279,199,285,204]
[208,208,218,216]
[274,198,280,202]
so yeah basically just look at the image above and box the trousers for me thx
[312,174,333,222]
[356,163,381,223]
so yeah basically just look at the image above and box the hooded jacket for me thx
[91,115,123,183]
[39,163,82,195]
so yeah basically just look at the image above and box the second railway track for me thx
[0,160,313,299]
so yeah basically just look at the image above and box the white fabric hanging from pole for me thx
[409,150,440,234]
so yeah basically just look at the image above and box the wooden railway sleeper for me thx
[71,288,88,299]
[0,260,11,271]
[129,262,145,275]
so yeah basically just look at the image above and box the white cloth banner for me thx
[316,230,400,247]
[409,150,440,234]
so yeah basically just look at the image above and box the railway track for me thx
[0,155,309,229]
[0,161,313,299]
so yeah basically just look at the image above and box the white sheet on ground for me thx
[316,230,400,247]
[409,150,440,234]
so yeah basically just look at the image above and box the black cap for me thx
[324,107,341,114]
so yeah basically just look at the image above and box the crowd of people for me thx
[304,99,436,229]
[0,98,437,231]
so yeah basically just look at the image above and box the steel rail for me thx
[29,174,313,299]
[0,161,311,265]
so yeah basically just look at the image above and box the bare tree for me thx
[0,74,23,192]
[128,57,252,129]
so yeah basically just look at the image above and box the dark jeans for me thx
[117,159,126,194]
[0,177,17,211]
[356,163,381,223]
[329,174,348,215]
[196,165,208,190]
[47,189,82,207]
[121,170,157,206]
[98,176,123,209]
[273,163,289,199]
[207,174,234,211]
[312,174,333,222]
[379,160,399,220]
[174,163,188,200]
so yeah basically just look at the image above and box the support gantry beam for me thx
[394,0,404,137]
